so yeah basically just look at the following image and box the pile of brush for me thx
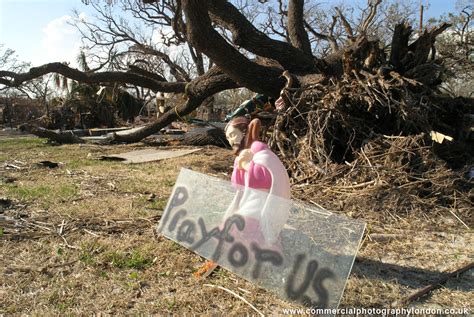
[266,23,473,225]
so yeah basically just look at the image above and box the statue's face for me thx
[225,125,244,153]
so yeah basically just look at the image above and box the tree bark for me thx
[182,0,284,97]
[390,23,412,71]
[207,0,316,73]
[390,22,451,74]
[109,66,239,143]
[128,65,169,82]
[0,63,186,93]
[21,124,85,144]
[287,0,312,57]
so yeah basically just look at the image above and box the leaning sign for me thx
[157,168,365,310]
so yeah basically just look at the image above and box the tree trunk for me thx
[109,67,239,143]
[21,124,85,144]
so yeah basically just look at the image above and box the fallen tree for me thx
[19,124,85,144]
[0,0,468,151]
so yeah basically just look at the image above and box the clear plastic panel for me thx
[157,168,365,310]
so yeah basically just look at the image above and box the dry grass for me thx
[1,136,472,314]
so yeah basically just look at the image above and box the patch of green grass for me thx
[2,183,78,204]
[162,179,175,187]
[57,298,75,312]
[0,228,3,237]
[132,195,150,209]
[106,250,153,270]
[129,271,139,279]
[80,241,107,266]
[154,297,177,310]
[3,184,52,200]
[215,267,229,279]
[80,251,96,266]
[150,198,168,210]
[58,184,78,200]
[132,195,168,211]
[0,137,46,151]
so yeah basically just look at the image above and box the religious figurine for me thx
[224,116,291,246]
[194,116,291,278]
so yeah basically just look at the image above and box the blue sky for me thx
[0,0,94,67]
[0,0,459,68]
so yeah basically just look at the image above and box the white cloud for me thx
[151,27,186,60]
[36,14,85,67]
[151,26,174,45]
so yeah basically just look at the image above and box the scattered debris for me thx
[1,137,472,312]
[20,124,85,144]
[0,176,15,184]
[3,163,22,170]
[100,148,201,164]
[393,262,474,307]
[88,127,130,136]
[193,260,218,279]
[147,193,156,202]
[146,127,230,148]
[430,131,453,144]
[161,128,185,135]
[112,126,148,137]
[204,284,264,317]
[0,197,12,213]
[159,169,365,309]
[182,127,229,147]
[35,161,60,169]
[1,214,161,241]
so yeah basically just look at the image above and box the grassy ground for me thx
[1,136,472,315]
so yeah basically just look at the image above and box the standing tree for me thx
[429,2,473,97]
[0,46,54,126]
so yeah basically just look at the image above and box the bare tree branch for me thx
[335,6,354,39]
[182,0,284,97]
[111,66,239,143]
[74,1,195,81]
[460,7,472,45]
[304,21,338,52]
[206,0,316,73]
[128,64,168,82]
[0,63,186,93]
[129,44,191,81]
[287,0,312,57]
[187,44,206,76]
[360,0,382,34]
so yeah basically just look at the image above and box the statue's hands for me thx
[275,96,286,111]
[237,149,253,171]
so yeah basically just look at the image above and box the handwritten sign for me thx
[157,168,365,309]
